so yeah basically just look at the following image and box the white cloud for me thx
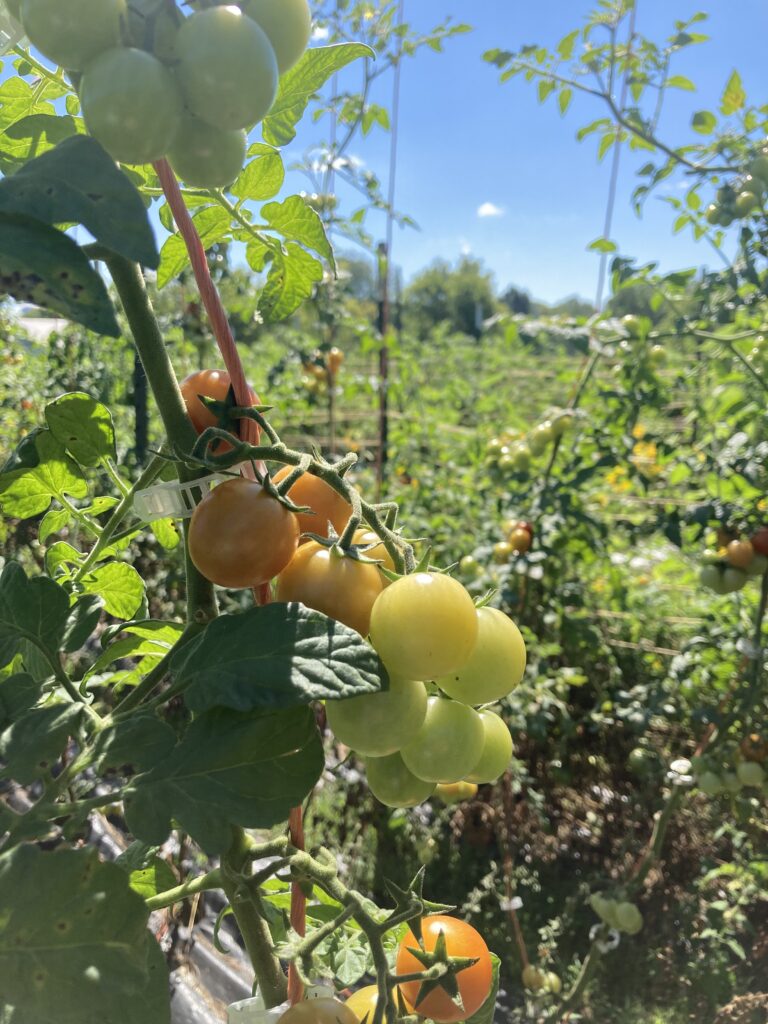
[477,202,504,219]
[312,25,330,40]
[460,240,472,255]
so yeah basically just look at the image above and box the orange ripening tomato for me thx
[276,540,384,636]
[180,369,258,450]
[328,347,345,374]
[751,527,768,556]
[353,529,396,572]
[726,538,754,569]
[509,528,532,554]
[396,916,493,1023]
[189,478,298,588]
[273,466,352,541]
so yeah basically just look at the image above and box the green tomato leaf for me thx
[0,844,170,1024]
[46,540,83,577]
[38,506,70,543]
[0,135,158,268]
[124,705,324,853]
[262,43,374,147]
[62,594,104,654]
[262,195,333,264]
[80,562,145,620]
[0,213,119,335]
[157,204,230,288]
[720,69,745,115]
[0,703,83,783]
[150,516,180,550]
[0,113,79,174]
[232,142,285,201]
[464,954,501,1024]
[0,430,87,519]
[259,241,323,322]
[128,858,178,902]
[93,711,177,772]
[0,561,70,670]
[172,603,386,714]
[45,392,116,466]
[0,672,41,729]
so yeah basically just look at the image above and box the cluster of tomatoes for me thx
[698,526,768,595]
[279,915,493,1024]
[182,370,526,811]
[484,408,573,477]
[11,0,311,186]
[589,893,643,936]
[694,733,767,797]
[705,151,768,227]
[745,333,767,368]
[491,518,533,565]
[301,347,345,397]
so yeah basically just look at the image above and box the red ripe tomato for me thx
[273,467,352,541]
[751,527,768,556]
[189,478,298,588]
[181,369,258,451]
[275,540,384,636]
[396,916,493,1023]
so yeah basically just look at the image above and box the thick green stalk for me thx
[221,828,288,1007]
[145,868,223,912]
[104,252,218,627]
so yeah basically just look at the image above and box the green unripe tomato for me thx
[627,746,654,776]
[701,548,722,566]
[699,564,723,591]
[749,155,768,184]
[721,567,747,593]
[176,7,278,130]
[241,0,312,74]
[465,710,514,784]
[648,344,666,365]
[528,421,555,455]
[21,0,125,70]
[521,965,546,992]
[551,412,574,436]
[734,191,759,217]
[747,553,768,576]
[697,770,724,796]
[615,902,643,935]
[545,972,562,995]
[459,555,482,578]
[721,771,743,795]
[718,209,735,227]
[509,442,531,472]
[743,174,765,197]
[736,760,765,788]
[437,606,526,705]
[364,752,435,808]
[705,203,720,225]
[400,697,485,784]
[326,677,428,758]
[4,0,21,19]
[168,115,247,189]
[589,893,619,928]
[80,48,182,165]
[485,436,505,458]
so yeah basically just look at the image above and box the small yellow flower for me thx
[632,423,647,440]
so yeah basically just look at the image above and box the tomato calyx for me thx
[384,868,456,924]
[398,927,480,1016]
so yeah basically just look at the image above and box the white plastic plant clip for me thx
[0,2,25,54]
[227,991,290,1024]
[134,472,228,522]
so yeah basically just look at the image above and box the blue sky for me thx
[284,0,768,304]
